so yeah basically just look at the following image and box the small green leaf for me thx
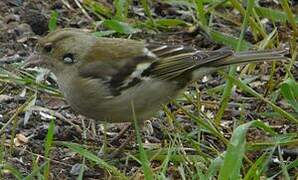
[103,19,139,34]
[48,11,58,32]
[280,78,298,113]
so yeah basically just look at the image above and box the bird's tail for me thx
[205,49,289,67]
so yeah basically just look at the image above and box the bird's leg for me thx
[108,120,151,158]
[110,123,132,144]
[108,132,135,159]
[107,123,133,158]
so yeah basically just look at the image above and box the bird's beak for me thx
[22,54,43,68]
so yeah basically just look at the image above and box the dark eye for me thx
[44,43,52,52]
[63,53,75,64]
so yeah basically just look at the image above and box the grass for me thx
[215,0,255,125]
[0,0,297,179]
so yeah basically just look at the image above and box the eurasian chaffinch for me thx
[26,28,288,123]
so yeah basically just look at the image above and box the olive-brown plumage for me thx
[27,28,288,123]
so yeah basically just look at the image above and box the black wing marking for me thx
[79,55,156,96]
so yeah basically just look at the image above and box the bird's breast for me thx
[56,74,181,123]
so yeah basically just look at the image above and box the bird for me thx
[25,28,288,124]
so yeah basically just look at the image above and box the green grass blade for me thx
[222,72,298,124]
[280,78,298,113]
[207,156,223,179]
[83,0,112,18]
[219,120,259,179]
[131,101,154,180]
[1,164,24,180]
[255,7,298,23]
[228,0,266,38]
[277,146,291,180]
[209,30,252,51]
[24,162,47,180]
[103,19,139,34]
[194,0,207,27]
[244,148,275,180]
[149,19,189,28]
[0,94,36,135]
[44,119,55,179]
[280,0,298,78]
[172,100,228,144]
[61,142,128,179]
[114,0,131,20]
[140,0,154,26]
[215,0,255,125]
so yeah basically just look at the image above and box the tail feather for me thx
[204,49,289,67]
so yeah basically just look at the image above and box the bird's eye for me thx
[63,53,75,64]
[44,43,53,52]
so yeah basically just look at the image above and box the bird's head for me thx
[25,28,96,74]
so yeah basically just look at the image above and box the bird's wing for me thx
[144,44,287,80]
[78,38,156,96]
[78,41,233,96]
[79,39,287,97]
[145,43,233,80]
